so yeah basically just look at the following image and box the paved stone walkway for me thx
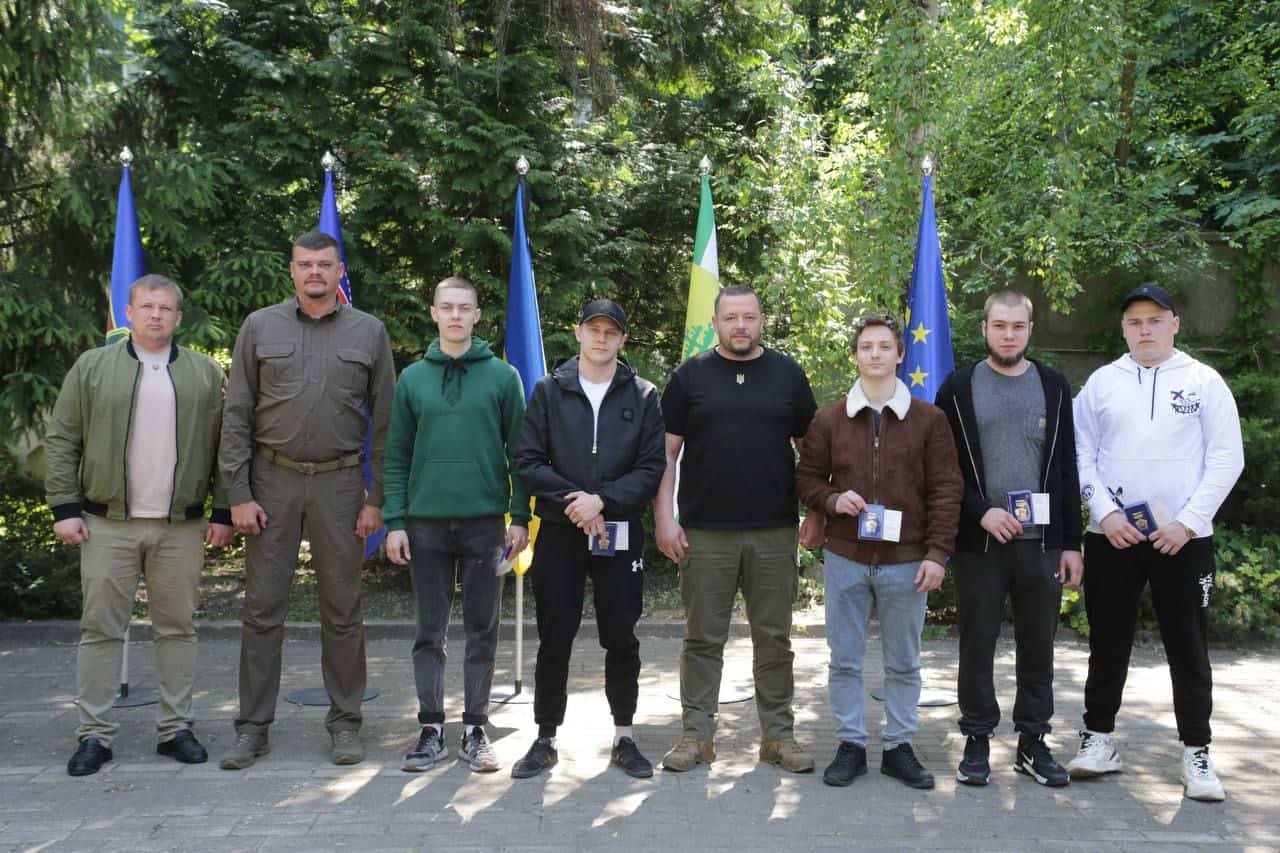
[1,622,1277,852]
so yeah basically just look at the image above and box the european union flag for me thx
[899,172,954,403]
[107,154,146,343]
[505,173,545,401]
[317,159,382,555]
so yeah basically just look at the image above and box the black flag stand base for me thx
[490,678,532,708]
[114,682,159,708]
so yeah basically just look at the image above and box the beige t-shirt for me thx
[127,347,178,518]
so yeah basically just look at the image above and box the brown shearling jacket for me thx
[796,379,962,566]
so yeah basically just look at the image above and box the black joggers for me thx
[529,521,645,734]
[1082,532,1216,747]
[955,540,1063,738]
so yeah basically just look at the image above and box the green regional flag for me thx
[681,165,719,360]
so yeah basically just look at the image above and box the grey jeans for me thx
[405,517,505,727]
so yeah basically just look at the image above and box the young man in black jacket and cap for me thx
[935,290,1084,788]
[512,299,667,779]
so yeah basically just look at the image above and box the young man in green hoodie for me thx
[383,277,531,773]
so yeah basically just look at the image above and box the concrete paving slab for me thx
[0,624,1277,852]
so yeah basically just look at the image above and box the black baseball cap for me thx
[580,299,627,333]
[1121,282,1177,315]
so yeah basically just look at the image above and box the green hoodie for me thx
[383,338,531,529]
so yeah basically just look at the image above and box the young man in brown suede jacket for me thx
[796,315,962,790]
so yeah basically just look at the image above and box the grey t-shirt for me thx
[972,361,1045,539]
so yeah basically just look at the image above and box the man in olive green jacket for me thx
[45,274,233,777]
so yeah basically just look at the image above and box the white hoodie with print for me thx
[1073,350,1244,537]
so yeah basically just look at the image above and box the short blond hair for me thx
[983,289,1033,321]
[128,274,183,310]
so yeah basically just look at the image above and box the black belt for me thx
[257,446,362,475]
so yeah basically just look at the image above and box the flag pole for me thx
[874,151,957,709]
[491,154,536,706]
[109,146,158,708]
[513,153,529,700]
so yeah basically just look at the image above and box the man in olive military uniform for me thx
[218,231,396,768]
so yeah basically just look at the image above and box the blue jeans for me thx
[823,551,926,748]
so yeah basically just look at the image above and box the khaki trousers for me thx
[678,526,798,742]
[235,457,366,734]
[76,515,205,746]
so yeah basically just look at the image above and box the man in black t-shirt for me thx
[656,285,818,774]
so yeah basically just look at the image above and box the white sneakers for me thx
[1066,730,1122,778]
[1067,731,1226,802]
[1182,747,1226,802]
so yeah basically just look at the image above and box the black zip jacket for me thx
[934,359,1083,554]
[515,356,666,527]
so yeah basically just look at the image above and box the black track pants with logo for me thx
[529,521,645,732]
[1081,533,1216,746]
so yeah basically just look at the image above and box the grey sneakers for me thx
[402,726,447,772]
[459,727,500,773]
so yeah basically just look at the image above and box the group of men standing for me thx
[47,232,1243,804]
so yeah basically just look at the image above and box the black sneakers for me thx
[67,737,113,777]
[511,737,559,779]
[881,743,935,789]
[956,735,991,786]
[823,741,868,787]
[611,737,654,779]
[1015,734,1070,787]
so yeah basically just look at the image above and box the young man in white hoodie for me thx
[1068,283,1244,802]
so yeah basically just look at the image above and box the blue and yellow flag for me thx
[106,157,146,343]
[318,167,353,306]
[505,170,546,575]
[899,172,954,402]
[317,160,383,556]
[505,174,545,402]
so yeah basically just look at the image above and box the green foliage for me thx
[1059,588,1090,638]
[1211,527,1280,643]
[1059,527,1280,643]
[0,464,81,619]
[2,0,1277,622]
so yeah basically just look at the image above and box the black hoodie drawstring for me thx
[442,358,468,404]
